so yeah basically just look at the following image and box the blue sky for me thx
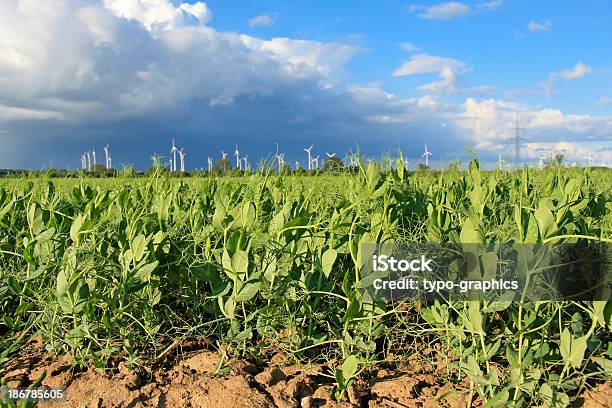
[0,0,611,170]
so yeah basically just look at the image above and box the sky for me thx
[1,0,611,170]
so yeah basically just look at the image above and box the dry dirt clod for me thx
[255,366,287,387]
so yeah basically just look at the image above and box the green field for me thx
[1,162,611,406]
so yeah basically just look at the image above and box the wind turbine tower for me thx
[234,145,241,170]
[103,145,110,169]
[304,145,313,171]
[170,139,178,172]
[422,145,432,167]
[178,148,186,172]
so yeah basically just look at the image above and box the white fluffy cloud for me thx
[0,0,360,123]
[527,20,552,32]
[249,13,276,27]
[413,2,471,21]
[457,98,612,161]
[477,1,503,10]
[393,53,467,76]
[557,62,592,80]
[102,0,212,31]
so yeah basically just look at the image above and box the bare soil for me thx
[2,340,610,407]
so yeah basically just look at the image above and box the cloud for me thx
[248,13,277,27]
[413,2,471,21]
[393,53,467,76]
[102,0,212,31]
[418,67,493,95]
[418,66,463,94]
[543,62,593,97]
[457,98,612,161]
[477,0,503,10]
[557,61,593,80]
[0,0,462,169]
[399,42,421,53]
[0,0,609,169]
[599,96,612,106]
[527,20,552,32]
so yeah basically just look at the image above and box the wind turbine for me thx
[207,156,213,172]
[108,155,112,170]
[312,155,320,169]
[295,160,300,170]
[103,145,110,169]
[221,150,228,160]
[586,154,593,168]
[326,152,336,158]
[538,155,547,170]
[274,152,284,173]
[91,148,96,169]
[304,145,314,171]
[86,151,91,172]
[497,154,507,170]
[178,148,186,172]
[422,145,432,167]
[80,154,85,170]
[234,145,241,170]
[403,159,410,170]
[170,139,178,172]
[242,155,248,172]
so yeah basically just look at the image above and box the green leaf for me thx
[593,357,612,376]
[460,218,484,244]
[70,214,84,243]
[231,250,249,275]
[560,328,587,369]
[321,248,337,277]
[483,388,509,408]
[535,199,558,240]
[234,280,260,302]
[134,261,158,282]
[341,355,359,382]
[131,234,148,263]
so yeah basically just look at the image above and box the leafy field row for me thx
[1,161,611,406]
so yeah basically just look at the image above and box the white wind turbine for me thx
[274,152,284,173]
[221,150,228,160]
[178,148,186,172]
[86,151,91,171]
[242,155,248,172]
[312,155,320,170]
[538,154,547,170]
[80,154,85,170]
[497,153,507,170]
[326,152,336,158]
[422,145,432,167]
[234,145,241,170]
[295,160,300,170]
[170,139,178,172]
[108,155,112,170]
[207,156,213,172]
[304,145,314,171]
[91,148,96,169]
[103,144,110,169]
[403,159,410,170]
[586,154,594,168]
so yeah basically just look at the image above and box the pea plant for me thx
[0,160,610,406]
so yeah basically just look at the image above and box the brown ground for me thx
[2,340,610,407]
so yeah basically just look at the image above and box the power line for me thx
[508,112,527,167]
